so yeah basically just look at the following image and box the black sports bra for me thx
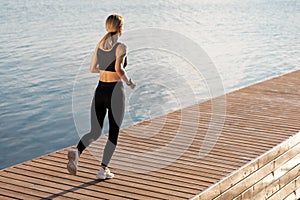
[97,43,127,72]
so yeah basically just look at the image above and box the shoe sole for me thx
[106,174,114,179]
[67,151,77,175]
[96,174,115,180]
[96,173,114,179]
[96,174,106,179]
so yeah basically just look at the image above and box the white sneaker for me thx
[96,167,114,179]
[67,149,79,175]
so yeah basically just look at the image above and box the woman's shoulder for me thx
[116,42,128,55]
[117,42,127,49]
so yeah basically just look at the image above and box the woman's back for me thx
[97,42,127,72]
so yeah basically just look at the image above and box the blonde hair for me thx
[98,14,124,50]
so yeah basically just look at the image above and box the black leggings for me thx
[77,81,125,167]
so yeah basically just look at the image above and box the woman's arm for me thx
[90,47,100,73]
[115,44,136,88]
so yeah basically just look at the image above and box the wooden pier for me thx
[1,70,299,199]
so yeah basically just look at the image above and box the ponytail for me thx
[98,32,118,50]
[97,14,124,51]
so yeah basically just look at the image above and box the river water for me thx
[0,0,299,169]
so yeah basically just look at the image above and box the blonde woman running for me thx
[67,14,136,179]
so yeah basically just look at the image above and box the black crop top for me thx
[97,42,127,72]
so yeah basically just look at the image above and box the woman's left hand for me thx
[127,78,136,89]
[130,80,136,89]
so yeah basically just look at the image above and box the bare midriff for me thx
[99,70,121,82]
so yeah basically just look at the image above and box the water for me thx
[0,0,299,169]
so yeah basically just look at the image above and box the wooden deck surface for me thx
[1,70,300,200]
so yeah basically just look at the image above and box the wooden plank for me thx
[125,125,279,151]
[254,163,300,199]
[176,110,299,135]
[235,144,300,199]
[40,154,213,190]
[54,149,236,176]
[283,173,300,200]
[284,191,298,200]
[36,154,215,188]
[0,176,82,200]
[130,113,296,141]
[91,135,265,164]
[33,156,204,193]
[237,154,300,199]
[267,176,300,200]
[0,170,127,200]
[18,161,191,199]
[3,167,161,200]
[0,187,41,200]
[121,122,284,154]
[0,179,67,200]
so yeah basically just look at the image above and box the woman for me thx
[67,14,136,179]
